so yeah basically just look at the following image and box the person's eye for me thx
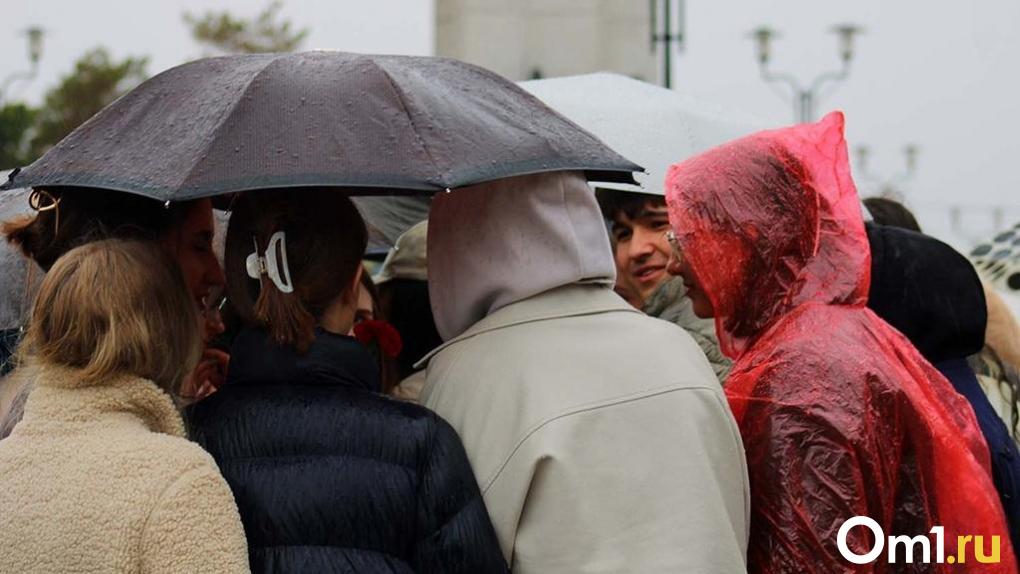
[651,219,670,230]
[613,229,632,242]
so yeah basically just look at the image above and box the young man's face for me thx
[610,199,673,304]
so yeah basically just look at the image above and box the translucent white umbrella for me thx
[0,175,38,330]
[521,73,769,196]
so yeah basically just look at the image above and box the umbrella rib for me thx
[176,54,290,200]
[367,59,446,188]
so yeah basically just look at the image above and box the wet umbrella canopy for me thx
[4,52,640,200]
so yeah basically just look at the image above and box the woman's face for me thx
[666,248,715,319]
[355,284,375,326]
[160,199,225,311]
[342,275,376,337]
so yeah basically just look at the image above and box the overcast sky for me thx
[678,0,1020,247]
[2,0,1017,248]
[1,0,435,105]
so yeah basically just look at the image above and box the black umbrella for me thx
[4,52,640,200]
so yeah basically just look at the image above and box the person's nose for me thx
[629,228,656,261]
[207,257,226,288]
[666,252,683,276]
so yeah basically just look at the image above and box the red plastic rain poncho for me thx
[665,112,1016,573]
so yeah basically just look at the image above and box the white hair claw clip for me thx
[246,231,294,293]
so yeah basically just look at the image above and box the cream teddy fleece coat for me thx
[0,366,249,573]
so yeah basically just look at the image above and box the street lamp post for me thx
[855,144,920,200]
[650,0,685,89]
[0,27,45,104]
[749,24,862,123]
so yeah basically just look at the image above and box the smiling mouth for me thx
[634,266,665,283]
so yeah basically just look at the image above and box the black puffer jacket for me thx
[186,328,508,574]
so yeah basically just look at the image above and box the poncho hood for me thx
[665,111,869,359]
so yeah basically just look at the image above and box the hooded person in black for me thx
[867,221,1020,553]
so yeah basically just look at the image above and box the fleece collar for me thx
[16,365,185,438]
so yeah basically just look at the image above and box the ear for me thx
[344,264,364,304]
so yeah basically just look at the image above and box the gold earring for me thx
[28,189,61,233]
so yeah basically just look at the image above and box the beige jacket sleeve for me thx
[483,387,749,574]
[984,281,1020,370]
[140,463,250,574]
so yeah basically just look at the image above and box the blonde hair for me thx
[18,239,202,395]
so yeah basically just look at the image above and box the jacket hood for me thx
[665,112,869,359]
[866,222,987,363]
[428,171,616,341]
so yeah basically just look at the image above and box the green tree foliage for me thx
[30,47,148,158]
[184,1,309,54]
[0,103,37,169]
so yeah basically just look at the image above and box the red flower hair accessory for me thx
[353,320,403,359]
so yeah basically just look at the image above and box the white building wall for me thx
[437,0,657,82]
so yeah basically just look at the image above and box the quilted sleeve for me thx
[411,415,509,574]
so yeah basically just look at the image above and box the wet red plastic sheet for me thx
[666,112,1016,572]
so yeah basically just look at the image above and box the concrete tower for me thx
[436,0,657,82]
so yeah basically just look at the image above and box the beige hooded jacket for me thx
[420,172,749,573]
[0,365,249,573]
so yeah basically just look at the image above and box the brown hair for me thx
[2,187,197,271]
[595,188,665,223]
[18,239,202,394]
[357,272,402,394]
[225,189,367,353]
[359,271,381,319]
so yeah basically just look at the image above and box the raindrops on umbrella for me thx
[6,52,640,201]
